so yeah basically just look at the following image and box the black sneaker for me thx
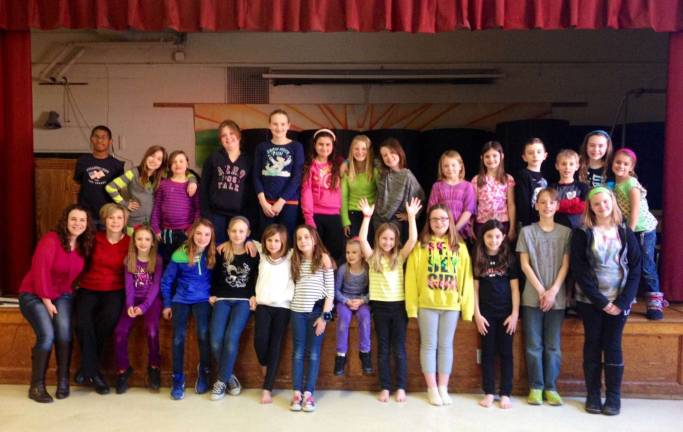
[334,355,346,376]
[74,369,85,385]
[91,373,110,395]
[360,351,373,374]
[115,367,133,394]
[148,366,161,391]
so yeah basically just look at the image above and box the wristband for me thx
[322,312,333,322]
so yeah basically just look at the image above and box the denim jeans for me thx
[210,300,251,382]
[19,293,73,352]
[291,307,325,394]
[522,306,564,391]
[372,301,408,391]
[335,301,371,354]
[638,230,661,294]
[172,302,211,375]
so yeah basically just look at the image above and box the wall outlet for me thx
[476,349,481,364]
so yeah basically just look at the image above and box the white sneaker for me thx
[227,374,241,396]
[210,381,226,401]
[290,392,303,412]
[438,386,452,405]
[302,392,316,412]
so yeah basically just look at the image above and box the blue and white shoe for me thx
[170,374,185,400]
[195,365,210,394]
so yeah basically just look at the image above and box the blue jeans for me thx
[19,293,73,352]
[291,308,324,394]
[172,302,211,375]
[210,300,251,382]
[522,306,564,391]
[638,230,661,294]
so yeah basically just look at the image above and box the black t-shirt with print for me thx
[475,254,520,318]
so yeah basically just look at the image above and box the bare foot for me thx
[260,390,272,404]
[500,396,512,409]
[479,394,494,408]
[378,389,390,402]
[395,389,407,403]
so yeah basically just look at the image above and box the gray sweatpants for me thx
[417,308,460,374]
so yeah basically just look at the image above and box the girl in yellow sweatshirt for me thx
[405,204,474,406]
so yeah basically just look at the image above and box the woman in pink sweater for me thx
[19,204,95,403]
[300,128,344,263]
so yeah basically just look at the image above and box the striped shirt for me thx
[290,260,334,313]
[150,178,200,234]
[369,255,405,302]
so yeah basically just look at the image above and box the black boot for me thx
[91,372,110,395]
[28,347,53,403]
[602,363,624,416]
[148,366,161,391]
[55,341,71,399]
[583,361,602,414]
[360,351,374,374]
[334,355,346,376]
[115,367,133,394]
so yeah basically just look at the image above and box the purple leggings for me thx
[114,296,162,371]
[335,302,371,354]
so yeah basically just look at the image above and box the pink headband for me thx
[616,148,637,163]
[313,128,336,141]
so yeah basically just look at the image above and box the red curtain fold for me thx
[662,32,683,302]
[0,30,34,296]
[0,0,682,32]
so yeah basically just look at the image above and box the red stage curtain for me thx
[0,0,682,32]
[0,30,34,296]
[662,32,683,302]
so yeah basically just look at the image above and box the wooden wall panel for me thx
[34,158,78,239]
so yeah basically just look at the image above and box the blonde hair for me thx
[437,150,465,181]
[184,218,216,269]
[419,205,461,252]
[583,189,623,228]
[221,216,251,265]
[99,203,129,228]
[368,223,401,273]
[347,135,374,182]
[127,225,158,273]
[343,239,369,285]
[556,149,580,164]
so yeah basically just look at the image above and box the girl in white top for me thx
[251,224,294,404]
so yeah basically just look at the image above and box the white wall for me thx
[31,29,668,168]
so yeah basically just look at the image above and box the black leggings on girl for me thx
[253,305,290,391]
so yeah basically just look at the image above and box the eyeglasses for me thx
[429,217,449,222]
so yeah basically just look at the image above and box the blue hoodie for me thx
[161,246,212,308]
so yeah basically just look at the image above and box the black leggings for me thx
[372,301,407,391]
[313,213,345,264]
[253,305,290,391]
[480,314,513,396]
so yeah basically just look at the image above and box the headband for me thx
[587,186,611,200]
[588,129,610,138]
[313,128,336,141]
[616,147,637,163]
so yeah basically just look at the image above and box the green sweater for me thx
[341,167,379,227]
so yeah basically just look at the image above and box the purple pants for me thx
[335,301,371,354]
[114,296,162,371]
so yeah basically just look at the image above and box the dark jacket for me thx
[570,224,642,311]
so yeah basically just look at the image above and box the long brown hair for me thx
[473,219,512,277]
[54,204,95,257]
[184,218,216,269]
[578,130,613,183]
[137,145,167,189]
[347,135,375,182]
[476,141,507,188]
[368,222,401,273]
[378,138,407,174]
[291,225,329,282]
[167,150,190,178]
[126,225,158,273]
[261,224,288,259]
[419,205,460,252]
[303,129,341,190]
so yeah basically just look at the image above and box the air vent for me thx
[227,67,269,103]
[263,69,504,86]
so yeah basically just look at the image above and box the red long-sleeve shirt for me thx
[78,231,130,292]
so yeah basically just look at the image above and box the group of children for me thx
[20,112,664,417]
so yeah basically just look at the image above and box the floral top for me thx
[472,174,515,223]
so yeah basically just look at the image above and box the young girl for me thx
[209,216,259,401]
[471,141,516,239]
[578,130,613,188]
[300,128,345,263]
[161,219,216,400]
[288,225,334,412]
[472,220,520,409]
[19,204,94,402]
[113,225,163,394]
[428,150,476,240]
[611,148,665,320]
[405,204,474,406]
[253,109,305,240]
[359,196,422,403]
[516,188,571,406]
[342,134,379,238]
[106,145,167,233]
[571,187,641,416]
[151,150,201,266]
[200,120,253,245]
[333,239,372,376]
[253,224,295,404]
[374,138,425,243]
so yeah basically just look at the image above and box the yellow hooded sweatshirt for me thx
[405,237,474,320]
